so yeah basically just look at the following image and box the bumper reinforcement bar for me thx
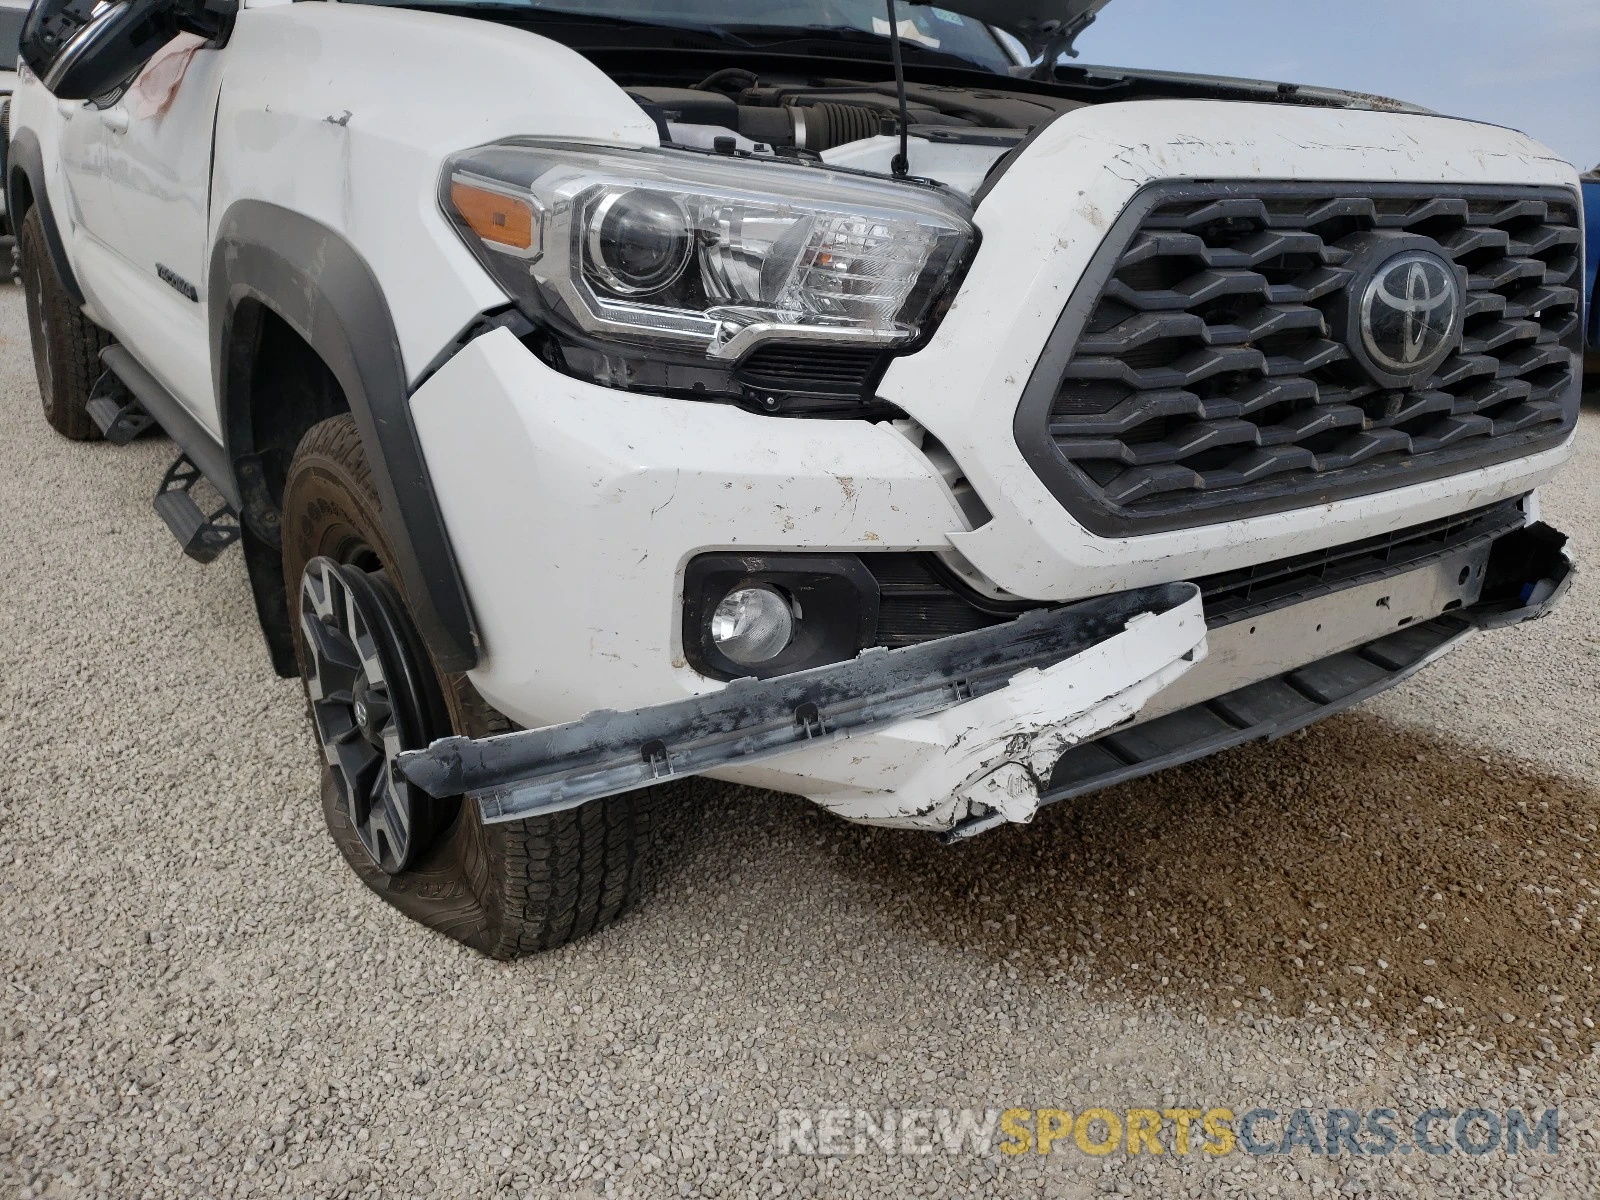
[1038,525,1575,811]
[396,581,1200,823]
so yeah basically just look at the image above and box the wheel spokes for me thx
[364,767,412,875]
[344,588,387,690]
[299,555,446,875]
[300,612,362,704]
[334,736,384,824]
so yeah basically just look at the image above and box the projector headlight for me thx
[443,142,975,360]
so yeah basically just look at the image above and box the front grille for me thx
[860,497,1527,644]
[1015,182,1584,534]
[866,554,1011,647]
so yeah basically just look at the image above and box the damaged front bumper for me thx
[397,581,1207,827]
[397,520,1574,837]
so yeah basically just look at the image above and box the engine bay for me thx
[627,73,1089,195]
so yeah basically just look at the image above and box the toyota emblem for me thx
[1358,250,1464,380]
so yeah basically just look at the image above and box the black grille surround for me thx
[1014,181,1584,535]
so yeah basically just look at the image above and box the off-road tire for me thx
[20,207,113,441]
[282,415,664,957]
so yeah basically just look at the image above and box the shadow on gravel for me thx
[663,711,1600,1061]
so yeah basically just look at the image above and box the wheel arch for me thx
[210,200,481,676]
[7,127,83,305]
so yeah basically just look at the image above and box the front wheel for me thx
[19,206,113,441]
[281,415,665,956]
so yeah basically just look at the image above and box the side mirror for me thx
[21,0,233,101]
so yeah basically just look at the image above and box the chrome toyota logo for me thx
[1358,250,1463,379]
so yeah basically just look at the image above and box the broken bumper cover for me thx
[396,581,1207,827]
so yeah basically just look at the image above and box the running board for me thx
[99,346,240,510]
[85,370,156,445]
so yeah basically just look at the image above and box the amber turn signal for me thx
[450,180,535,251]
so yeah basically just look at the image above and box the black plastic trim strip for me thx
[395,581,1198,821]
[410,304,534,392]
[7,126,83,305]
[857,496,1529,647]
[1196,499,1528,629]
[209,201,480,672]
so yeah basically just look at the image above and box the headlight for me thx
[443,142,976,362]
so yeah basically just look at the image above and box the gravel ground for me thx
[1,277,1598,1199]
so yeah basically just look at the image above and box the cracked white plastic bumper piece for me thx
[396,583,1207,835]
[745,594,1205,831]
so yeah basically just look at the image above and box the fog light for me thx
[710,586,796,665]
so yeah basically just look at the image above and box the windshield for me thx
[363,1,1017,72]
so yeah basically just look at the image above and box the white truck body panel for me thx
[7,3,1582,830]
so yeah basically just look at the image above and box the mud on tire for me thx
[282,414,665,956]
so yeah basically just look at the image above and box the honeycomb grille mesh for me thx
[1029,183,1583,531]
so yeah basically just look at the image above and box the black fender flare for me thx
[210,200,481,673]
[7,125,84,305]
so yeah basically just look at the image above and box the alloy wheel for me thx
[299,556,448,874]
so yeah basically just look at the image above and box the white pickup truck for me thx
[10,0,1582,956]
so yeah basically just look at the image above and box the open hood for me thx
[935,0,1115,56]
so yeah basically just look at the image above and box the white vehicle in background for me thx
[7,0,1583,956]
[0,0,28,238]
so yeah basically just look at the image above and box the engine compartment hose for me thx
[693,67,759,93]
[791,101,884,153]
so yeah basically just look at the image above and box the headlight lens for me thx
[443,142,975,360]
[586,190,694,297]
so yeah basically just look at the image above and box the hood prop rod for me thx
[1031,12,1099,80]
[884,0,911,177]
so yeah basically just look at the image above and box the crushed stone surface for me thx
[2,278,1599,1197]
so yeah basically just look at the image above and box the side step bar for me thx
[396,582,1201,823]
[97,346,244,562]
[153,453,242,563]
[85,371,156,445]
[99,346,240,510]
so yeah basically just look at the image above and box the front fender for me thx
[210,201,480,672]
[209,1,659,382]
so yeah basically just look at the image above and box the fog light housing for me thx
[684,554,881,681]
[710,586,796,665]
